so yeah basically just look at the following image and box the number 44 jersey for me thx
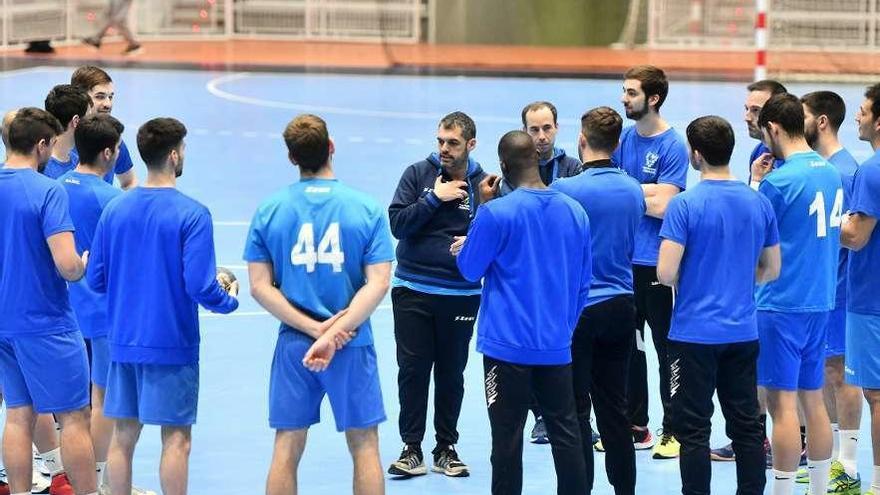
[756,150,843,313]
[243,178,395,346]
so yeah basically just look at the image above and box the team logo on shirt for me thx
[458,192,470,212]
[643,151,660,176]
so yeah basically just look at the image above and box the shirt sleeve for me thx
[42,183,75,238]
[364,208,395,265]
[456,206,501,282]
[758,179,787,220]
[85,214,108,293]
[659,195,688,245]
[183,208,238,314]
[242,208,271,263]
[656,137,689,189]
[760,195,780,247]
[387,165,441,240]
[851,164,880,219]
[577,213,593,315]
[114,140,134,175]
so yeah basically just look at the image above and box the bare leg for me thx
[159,426,192,495]
[767,389,801,472]
[90,385,113,483]
[346,427,384,495]
[266,429,307,495]
[4,405,36,494]
[108,418,142,495]
[56,407,97,494]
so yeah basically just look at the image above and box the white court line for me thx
[205,72,528,124]
[200,303,392,318]
[0,66,64,79]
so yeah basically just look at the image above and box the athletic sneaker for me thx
[652,431,680,459]
[633,426,655,450]
[81,36,101,50]
[50,473,75,495]
[710,442,735,461]
[0,468,8,495]
[33,447,51,476]
[432,445,469,477]
[98,484,159,495]
[122,43,142,56]
[388,445,427,477]
[824,460,861,494]
[530,416,549,444]
[591,426,600,446]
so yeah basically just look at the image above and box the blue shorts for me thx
[0,331,90,413]
[269,331,385,432]
[845,312,880,388]
[104,362,199,426]
[88,337,111,388]
[825,306,847,358]
[757,310,828,391]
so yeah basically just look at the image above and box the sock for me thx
[871,465,880,490]
[96,461,107,484]
[760,414,768,439]
[772,469,796,495]
[831,422,840,459]
[800,426,807,450]
[13,492,31,495]
[807,458,832,495]
[40,447,63,476]
[838,429,859,477]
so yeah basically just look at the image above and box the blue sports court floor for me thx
[0,65,876,494]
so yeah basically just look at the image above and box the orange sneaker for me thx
[50,473,75,495]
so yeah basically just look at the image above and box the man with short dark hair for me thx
[755,94,843,495]
[70,66,138,189]
[43,84,91,180]
[457,130,591,495]
[387,111,486,478]
[87,117,239,495]
[246,113,393,495]
[659,115,780,495]
[613,65,689,459]
[551,106,643,493]
[0,107,97,495]
[797,91,863,492]
[841,82,880,494]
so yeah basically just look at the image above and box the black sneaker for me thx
[123,43,143,56]
[530,416,549,444]
[82,36,101,49]
[432,444,469,477]
[387,444,426,477]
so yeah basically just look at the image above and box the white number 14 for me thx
[808,189,843,238]
[290,223,345,272]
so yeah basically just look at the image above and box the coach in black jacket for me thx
[386,112,486,479]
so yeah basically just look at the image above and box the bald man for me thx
[455,131,592,495]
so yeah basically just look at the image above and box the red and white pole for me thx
[755,0,768,80]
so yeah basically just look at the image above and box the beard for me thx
[625,101,649,121]
[804,125,819,149]
[747,124,763,140]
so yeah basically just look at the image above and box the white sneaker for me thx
[32,446,50,476]
[31,470,50,493]
[99,483,158,495]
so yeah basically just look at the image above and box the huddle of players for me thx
[3,60,880,495]
[383,66,880,495]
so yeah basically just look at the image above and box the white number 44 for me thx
[808,189,844,238]
[290,223,345,272]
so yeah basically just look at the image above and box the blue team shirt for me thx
[43,140,134,184]
[457,188,592,366]
[756,150,842,312]
[59,171,121,338]
[0,168,78,336]
[827,148,859,308]
[847,150,880,316]
[87,188,238,364]
[552,164,645,306]
[661,180,779,344]
[612,126,689,265]
[243,178,394,347]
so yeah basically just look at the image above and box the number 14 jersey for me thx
[757,150,843,312]
[243,178,394,347]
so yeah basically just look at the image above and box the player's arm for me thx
[247,261,329,340]
[642,183,680,219]
[756,244,781,284]
[455,207,500,281]
[302,262,391,371]
[115,169,137,190]
[47,232,84,282]
[182,211,238,314]
[657,239,684,287]
[388,166,443,239]
[841,213,878,251]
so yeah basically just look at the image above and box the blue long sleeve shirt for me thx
[457,188,591,365]
[87,187,238,365]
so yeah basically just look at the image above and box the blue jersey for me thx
[552,163,645,306]
[457,188,592,366]
[243,178,394,347]
[612,126,688,265]
[0,168,78,336]
[87,188,238,365]
[45,140,134,184]
[59,171,121,338]
[827,148,859,308]
[661,180,779,344]
[847,151,880,316]
[756,150,843,312]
